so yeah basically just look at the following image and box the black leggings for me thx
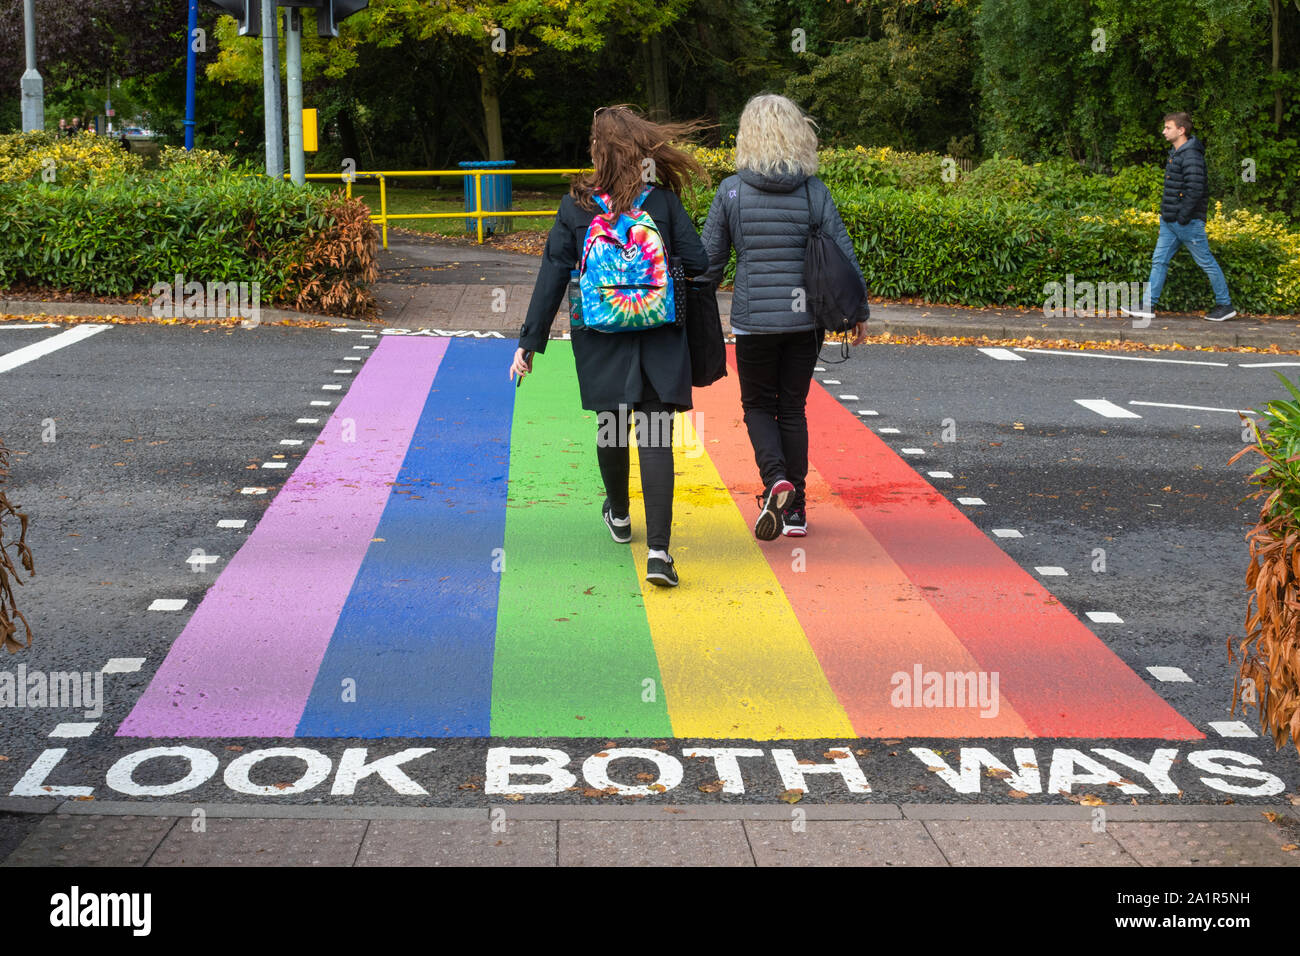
[595,400,675,551]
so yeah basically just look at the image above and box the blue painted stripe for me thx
[296,338,516,737]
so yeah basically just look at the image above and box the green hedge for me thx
[0,175,335,300]
[680,146,1300,315]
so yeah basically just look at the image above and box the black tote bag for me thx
[682,277,727,388]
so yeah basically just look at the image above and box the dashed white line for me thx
[928,471,953,479]
[296,418,319,424]
[1146,666,1192,683]
[957,497,985,506]
[992,529,1022,538]
[1129,401,1252,414]
[1076,399,1142,419]
[332,369,353,374]
[839,394,860,401]
[49,722,98,738]
[1035,566,1067,576]
[217,519,247,529]
[352,345,372,350]
[240,487,268,495]
[361,334,378,339]
[901,448,925,456]
[857,410,879,417]
[310,400,333,406]
[877,427,901,434]
[279,439,304,446]
[1208,721,1256,738]
[1085,611,1124,624]
[102,658,145,674]
[0,322,58,330]
[322,384,343,391]
[1015,347,1229,367]
[262,462,288,469]
[343,356,363,362]
[821,379,842,385]
[814,366,826,372]
[1237,362,1300,368]
[978,347,1026,361]
[148,598,188,611]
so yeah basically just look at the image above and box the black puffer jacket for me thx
[701,169,868,333]
[1160,136,1209,225]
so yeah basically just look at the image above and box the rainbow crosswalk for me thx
[119,336,1202,740]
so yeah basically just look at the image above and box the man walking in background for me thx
[1121,112,1236,323]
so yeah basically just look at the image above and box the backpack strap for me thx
[592,192,611,214]
[633,185,654,210]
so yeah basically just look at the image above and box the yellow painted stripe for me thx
[628,413,855,739]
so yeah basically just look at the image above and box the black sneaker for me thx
[1205,304,1237,322]
[602,498,631,543]
[645,554,678,587]
[781,506,807,537]
[754,478,795,541]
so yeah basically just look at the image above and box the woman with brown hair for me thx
[508,105,711,587]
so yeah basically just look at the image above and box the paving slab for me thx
[1107,822,1300,867]
[1,814,175,867]
[921,820,1139,866]
[146,818,367,867]
[745,820,949,866]
[557,821,754,866]
[357,819,556,866]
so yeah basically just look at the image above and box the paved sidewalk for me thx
[2,800,1297,867]
[5,232,1298,347]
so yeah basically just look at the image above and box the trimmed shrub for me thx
[0,130,143,185]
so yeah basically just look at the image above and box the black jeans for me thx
[595,392,676,552]
[734,328,824,507]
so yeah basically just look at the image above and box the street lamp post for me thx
[184,0,198,149]
[20,0,45,132]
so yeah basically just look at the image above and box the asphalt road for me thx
[0,321,1295,809]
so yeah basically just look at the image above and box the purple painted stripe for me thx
[118,336,449,737]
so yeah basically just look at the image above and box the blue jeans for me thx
[1146,219,1231,307]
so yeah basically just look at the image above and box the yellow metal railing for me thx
[291,168,592,249]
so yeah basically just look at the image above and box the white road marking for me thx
[279,439,304,446]
[0,324,110,374]
[332,369,353,374]
[262,462,287,469]
[310,400,333,406]
[821,379,842,385]
[102,658,145,674]
[148,598,187,611]
[928,471,953,479]
[1237,362,1300,368]
[957,497,985,506]
[361,334,378,339]
[186,553,220,569]
[1146,666,1192,683]
[1085,611,1123,623]
[296,418,319,424]
[352,345,371,350]
[240,487,268,495]
[0,322,58,330]
[978,347,1026,361]
[901,448,925,455]
[343,356,362,361]
[217,519,247,529]
[1129,401,1252,414]
[49,722,98,738]
[814,366,825,372]
[1035,566,1068,576]
[992,529,1022,538]
[839,394,860,401]
[322,384,343,391]
[857,410,879,416]
[877,427,901,434]
[1076,399,1142,419]
[1208,721,1256,737]
[1015,347,1229,367]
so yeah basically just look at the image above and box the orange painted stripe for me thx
[692,364,1034,737]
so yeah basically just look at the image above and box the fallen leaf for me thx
[225,745,244,752]
[797,759,817,766]
[987,768,1012,779]
[581,788,607,798]
[504,793,525,802]
[822,750,850,760]
[1007,790,1029,799]
[635,772,656,782]
[697,780,725,793]
[778,789,804,804]
[1263,811,1279,823]
[1079,794,1105,806]
[648,783,667,793]
[854,748,870,757]
[882,739,902,745]
[1282,844,1298,852]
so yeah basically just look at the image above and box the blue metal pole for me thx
[184,0,198,149]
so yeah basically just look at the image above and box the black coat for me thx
[1160,136,1209,224]
[518,187,709,412]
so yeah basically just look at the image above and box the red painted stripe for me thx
[692,369,1035,737]
[795,352,1202,739]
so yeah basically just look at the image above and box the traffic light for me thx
[317,0,370,37]
[208,0,263,37]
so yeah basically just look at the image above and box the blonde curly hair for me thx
[734,94,819,178]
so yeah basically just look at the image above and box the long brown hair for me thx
[571,105,711,215]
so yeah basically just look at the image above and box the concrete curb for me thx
[22,799,1293,823]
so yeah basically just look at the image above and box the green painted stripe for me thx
[490,341,672,737]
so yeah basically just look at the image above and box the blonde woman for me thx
[701,94,868,540]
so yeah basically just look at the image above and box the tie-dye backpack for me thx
[578,186,676,332]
